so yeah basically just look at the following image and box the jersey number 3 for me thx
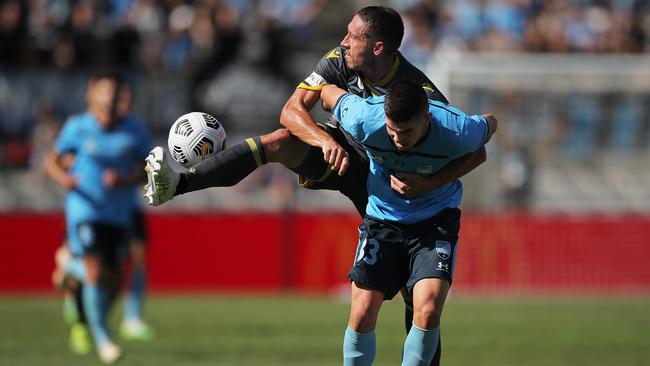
[356,237,379,265]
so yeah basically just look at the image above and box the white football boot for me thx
[97,341,122,364]
[144,146,180,206]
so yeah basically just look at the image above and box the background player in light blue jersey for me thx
[44,70,152,364]
[321,80,497,366]
[120,203,156,342]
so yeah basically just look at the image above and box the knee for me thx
[130,243,146,267]
[413,302,442,330]
[262,129,293,155]
[349,306,377,333]
[83,258,100,284]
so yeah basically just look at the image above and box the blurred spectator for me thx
[1,0,648,70]
[0,0,27,64]
[399,4,438,69]
[500,147,534,210]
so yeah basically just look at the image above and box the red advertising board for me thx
[1,212,649,294]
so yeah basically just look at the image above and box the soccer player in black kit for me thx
[146,7,488,365]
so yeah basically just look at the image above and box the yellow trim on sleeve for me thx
[297,82,325,91]
[326,49,341,59]
[245,138,263,167]
[298,166,335,187]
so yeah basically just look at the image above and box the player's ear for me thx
[373,41,385,56]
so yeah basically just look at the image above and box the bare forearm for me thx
[280,102,333,148]
[43,150,75,189]
[429,146,486,188]
[280,88,338,149]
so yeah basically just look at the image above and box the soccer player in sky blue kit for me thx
[44,70,152,364]
[320,80,497,366]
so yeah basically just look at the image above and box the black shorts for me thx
[348,208,461,300]
[296,119,370,216]
[129,210,148,243]
[76,222,128,269]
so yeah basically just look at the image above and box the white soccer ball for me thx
[167,112,226,168]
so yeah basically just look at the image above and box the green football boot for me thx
[120,319,156,341]
[69,322,93,355]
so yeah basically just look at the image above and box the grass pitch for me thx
[0,295,649,366]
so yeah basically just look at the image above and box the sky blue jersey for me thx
[54,112,152,227]
[333,93,488,224]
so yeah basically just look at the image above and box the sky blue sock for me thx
[82,284,110,346]
[65,257,86,282]
[343,326,376,366]
[123,267,146,321]
[100,285,117,327]
[402,324,439,366]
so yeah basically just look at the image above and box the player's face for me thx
[87,78,131,128]
[385,112,431,151]
[341,15,375,71]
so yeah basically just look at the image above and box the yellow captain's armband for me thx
[297,82,325,91]
[298,72,328,91]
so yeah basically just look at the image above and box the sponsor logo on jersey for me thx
[84,140,98,155]
[347,76,363,94]
[304,72,326,87]
[437,261,449,272]
[435,240,452,260]
[416,165,434,175]
[371,154,384,164]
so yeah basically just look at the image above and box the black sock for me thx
[175,137,267,195]
[432,335,441,366]
[289,145,330,180]
[74,285,87,324]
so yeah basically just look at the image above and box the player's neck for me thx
[365,53,398,84]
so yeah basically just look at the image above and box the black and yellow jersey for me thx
[298,46,448,104]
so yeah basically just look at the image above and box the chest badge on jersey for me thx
[416,165,434,175]
[84,140,98,155]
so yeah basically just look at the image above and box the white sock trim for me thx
[411,323,437,332]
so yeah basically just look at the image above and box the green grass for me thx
[1,295,649,365]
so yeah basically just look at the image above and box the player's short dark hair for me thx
[89,67,125,85]
[355,6,404,52]
[385,80,428,123]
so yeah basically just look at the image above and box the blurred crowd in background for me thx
[1,0,648,70]
[1,0,649,211]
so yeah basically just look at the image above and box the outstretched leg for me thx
[147,127,342,206]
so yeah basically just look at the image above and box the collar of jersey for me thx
[364,54,401,87]
[84,111,126,131]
